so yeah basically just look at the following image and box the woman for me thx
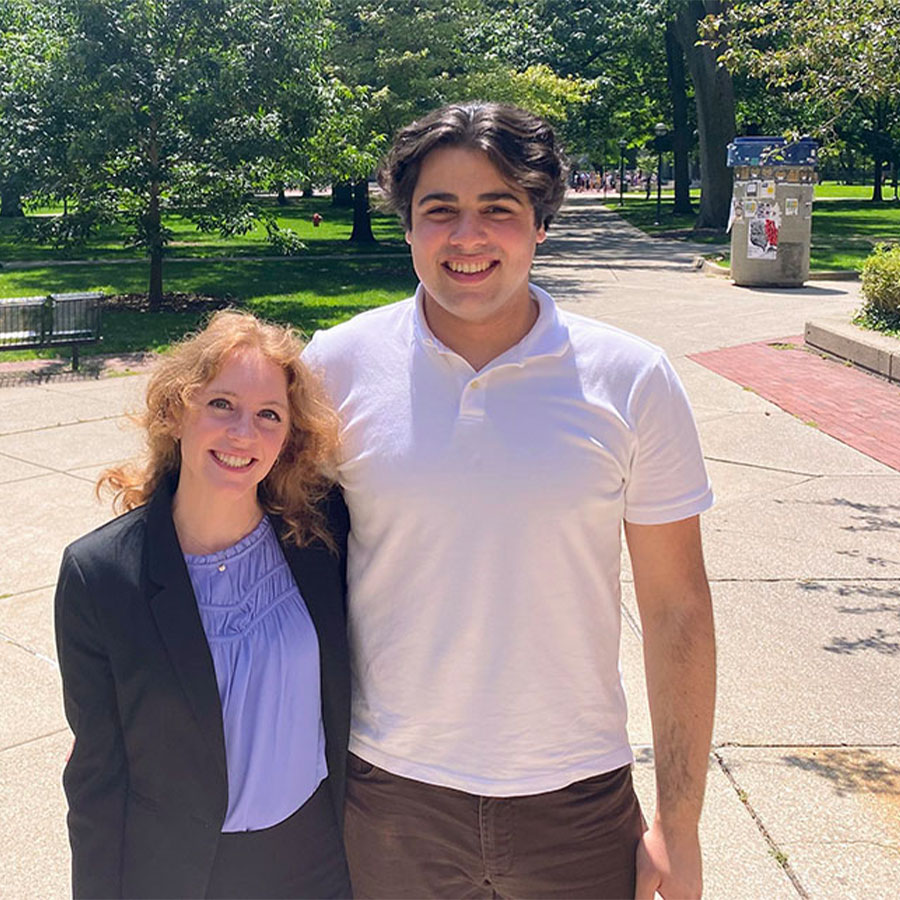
[54,310,352,899]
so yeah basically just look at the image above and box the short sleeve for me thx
[623,353,713,525]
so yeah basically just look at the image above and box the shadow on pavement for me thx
[736,285,856,298]
[780,748,900,799]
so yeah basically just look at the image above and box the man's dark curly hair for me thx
[377,101,568,231]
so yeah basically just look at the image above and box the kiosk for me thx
[727,137,818,287]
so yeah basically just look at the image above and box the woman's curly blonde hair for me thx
[98,309,340,548]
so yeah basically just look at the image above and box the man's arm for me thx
[624,514,716,900]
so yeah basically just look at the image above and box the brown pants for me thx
[344,755,644,899]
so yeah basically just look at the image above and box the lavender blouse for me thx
[184,516,327,833]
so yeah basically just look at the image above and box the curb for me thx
[805,318,900,384]
[695,257,860,282]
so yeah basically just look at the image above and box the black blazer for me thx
[54,480,350,899]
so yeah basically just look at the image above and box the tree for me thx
[505,0,670,172]
[708,0,900,201]
[0,0,70,217]
[664,20,694,214]
[498,0,708,219]
[671,0,736,229]
[322,0,593,243]
[305,80,389,242]
[52,0,328,309]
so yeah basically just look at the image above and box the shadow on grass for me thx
[0,257,418,359]
[0,198,407,263]
[0,257,416,301]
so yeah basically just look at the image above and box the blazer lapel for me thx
[145,484,228,782]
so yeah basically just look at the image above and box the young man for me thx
[304,102,716,899]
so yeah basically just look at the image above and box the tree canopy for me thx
[706,0,900,199]
[2,0,893,302]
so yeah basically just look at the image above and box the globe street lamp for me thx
[618,139,627,207]
[654,122,667,226]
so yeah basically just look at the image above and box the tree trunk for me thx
[0,181,24,217]
[349,179,376,244]
[302,182,314,199]
[147,178,164,312]
[869,99,888,202]
[871,157,884,202]
[332,182,353,207]
[276,182,288,205]
[673,1,736,230]
[665,21,693,215]
[149,244,164,312]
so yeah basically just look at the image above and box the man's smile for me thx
[442,259,500,280]
[444,259,497,274]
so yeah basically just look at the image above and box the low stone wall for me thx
[805,319,900,383]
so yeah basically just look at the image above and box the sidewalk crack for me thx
[0,412,125,438]
[704,456,823,477]
[1,632,57,666]
[0,728,69,754]
[713,749,810,898]
[716,741,900,750]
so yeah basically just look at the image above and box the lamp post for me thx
[618,139,627,207]
[654,122,667,225]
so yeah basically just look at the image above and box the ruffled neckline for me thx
[183,515,271,566]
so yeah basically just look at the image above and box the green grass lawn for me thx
[814,181,898,200]
[0,196,415,364]
[0,256,417,364]
[1,196,407,263]
[610,183,900,270]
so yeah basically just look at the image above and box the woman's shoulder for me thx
[63,504,151,571]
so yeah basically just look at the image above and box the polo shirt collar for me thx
[411,282,570,367]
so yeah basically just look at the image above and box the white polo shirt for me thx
[304,284,713,796]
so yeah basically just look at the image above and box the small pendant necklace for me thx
[176,507,264,563]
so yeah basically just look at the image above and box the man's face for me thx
[406,145,546,333]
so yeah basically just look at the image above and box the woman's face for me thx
[176,347,290,507]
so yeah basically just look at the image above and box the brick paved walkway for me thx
[689,335,900,472]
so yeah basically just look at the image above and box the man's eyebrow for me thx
[417,192,456,205]
[417,191,524,206]
[478,192,524,205]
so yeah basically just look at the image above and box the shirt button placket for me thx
[459,376,487,420]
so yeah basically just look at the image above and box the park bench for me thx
[0,292,103,371]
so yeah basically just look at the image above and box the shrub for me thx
[860,243,900,316]
[265,221,306,256]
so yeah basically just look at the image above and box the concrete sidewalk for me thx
[2,196,898,898]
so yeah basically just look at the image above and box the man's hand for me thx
[634,817,703,899]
